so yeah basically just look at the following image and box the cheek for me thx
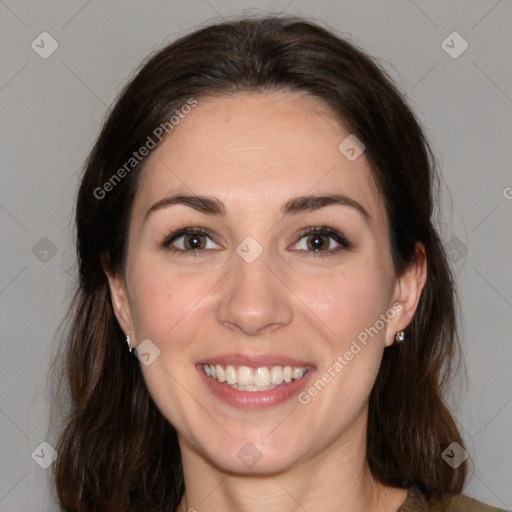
[129,265,216,345]
[293,270,391,423]
[295,264,392,350]
[127,265,217,425]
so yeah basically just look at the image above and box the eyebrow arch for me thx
[144,194,226,221]
[144,193,370,222]
[282,194,370,221]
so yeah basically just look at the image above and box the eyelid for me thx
[163,227,223,253]
[290,226,352,253]
[163,227,213,246]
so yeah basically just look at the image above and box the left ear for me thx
[385,242,427,347]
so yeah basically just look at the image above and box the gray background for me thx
[1,0,511,510]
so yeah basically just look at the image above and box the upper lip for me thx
[197,353,315,368]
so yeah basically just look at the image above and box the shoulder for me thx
[436,493,509,512]
[398,486,509,512]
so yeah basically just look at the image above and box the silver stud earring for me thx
[126,331,135,354]
[394,331,405,343]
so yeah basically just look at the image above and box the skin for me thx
[105,91,427,512]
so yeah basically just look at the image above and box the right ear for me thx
[101,253,133,335]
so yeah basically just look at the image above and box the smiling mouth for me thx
[202,364,309,391]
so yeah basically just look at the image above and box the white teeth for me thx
[216,364,225,383]
[230,384,275,391]
[225,365,237,385]
[253,367,270,387]
[292,367,307,379]
[270,366,284,385]
[237,366,253,386]
[203,363,308,390]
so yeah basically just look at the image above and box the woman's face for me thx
[107,91,423,474]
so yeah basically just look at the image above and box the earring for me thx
[126,331,135,354]
[394,331,405,343]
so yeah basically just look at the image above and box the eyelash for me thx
[294,226,351,257]
[162,226,352,258]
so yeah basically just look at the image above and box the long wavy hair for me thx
[51,15,467,511]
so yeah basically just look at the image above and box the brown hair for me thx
[52,15,467,511]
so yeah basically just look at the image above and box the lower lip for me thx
[197,366,314,409]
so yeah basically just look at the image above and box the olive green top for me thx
[397,486,509,512]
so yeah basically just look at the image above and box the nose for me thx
[216,247,293,337]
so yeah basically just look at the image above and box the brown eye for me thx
[164,228,222,253]
[306,233,331,251]
[183,233,206,250]
[291,226,351,256]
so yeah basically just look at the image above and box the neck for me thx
[177,415,404,512]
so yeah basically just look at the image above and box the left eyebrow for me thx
[281,194,370,223]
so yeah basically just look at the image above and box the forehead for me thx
[134,91,385,223]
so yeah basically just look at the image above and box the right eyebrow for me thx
[144,193,226,222]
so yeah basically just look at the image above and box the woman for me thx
[52,15,507,512]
